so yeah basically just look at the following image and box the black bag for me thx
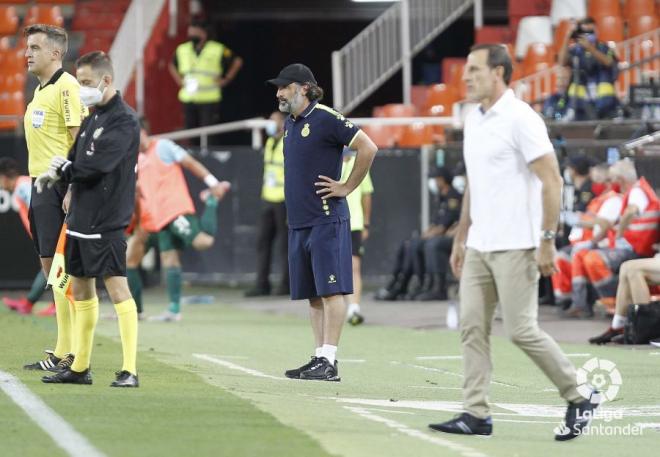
[623,301,660,344]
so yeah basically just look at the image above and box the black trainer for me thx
[429,413,493,435]
[110,370,139,388]
[348,312,364,326]
[555,394,599,441]
[49,353,75,373]
[41,368,92,385]
[588,327,623,345]
[299,357,340,382]
[24,350,61,371]
[285,356,319,379]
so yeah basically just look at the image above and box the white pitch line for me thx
[192,354,284,380]
[649,352,660,356]
[0,370,106,457]
[565,353,592,357]
[415,355,463,361]
[345,406,490,457]
[341,359,367,363]
[393,361,518,389]
[496,419,558,425]
[409,386,463,390]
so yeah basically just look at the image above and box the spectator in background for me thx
[542,66,572,121]
[567,159,660,318]
[560,154,595,246]
[168,19,243,136]
[558,17,619,120]
[245,111,289,297]
[341,148,374,325]
[375,167,461,301]
[590,256,660,344]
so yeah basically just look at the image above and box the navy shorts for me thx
[288,220,353,300]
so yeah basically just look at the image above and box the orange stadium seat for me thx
[624,0,656,19]
[0,91,24,131]
[380,103,416,118]
[447,62,467,99]
[0,45,25,76]
[554,19,573,49]
[596,15,625,42]
[360,124,396,148]
[423,84,457,111]
[24,5,64,27]
[628,14,658,37]
[1,72,25,92]
[397,123,434,147]
[522,42,556,75]
[588,0,622,18]
[0,5,18,35]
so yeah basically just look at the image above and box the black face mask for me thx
[189,36,202,47]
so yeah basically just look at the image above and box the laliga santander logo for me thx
[576,357,622,404]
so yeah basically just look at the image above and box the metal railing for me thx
[511,27,660,105]
[332,0,476,114]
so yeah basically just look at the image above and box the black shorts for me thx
[65,233,127,278]
[28,179,67,257]
[351,230,364,257]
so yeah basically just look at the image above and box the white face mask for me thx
[452,176,466,194]
[265,121,278,137]
[80,78,107,107]
[428,178,439,195]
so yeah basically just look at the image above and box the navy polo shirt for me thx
[283,101,361,229]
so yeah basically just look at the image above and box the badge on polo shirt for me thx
[32,109,45,128]
[301,123,310,138]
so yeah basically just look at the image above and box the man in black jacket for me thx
[35,51,140,388]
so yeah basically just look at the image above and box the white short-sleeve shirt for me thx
[463,89,555,252]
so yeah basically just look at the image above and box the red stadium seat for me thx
[360,124,397,148]
[2,72,25,92]
[25,5,64,27]
[588,0,622,18]
[0,6,18,35]
[628,15,658,38]
[447,62,467,99]
[596,15,625,42]
[624,0,656,19]
[397,123,434,147]
[554,19,573,50]
[380,103,416,117]
[423,84,457,111]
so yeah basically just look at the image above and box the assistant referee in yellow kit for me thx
[22,24,87,373]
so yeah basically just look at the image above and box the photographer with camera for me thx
[558,17,619,120]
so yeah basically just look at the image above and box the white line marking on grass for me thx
[363,408,415,415]
[565,353,592,357]
[192,354,284,380]
[496,419,558,425]
[392,361,518,389]
[409,386,463,390]
[415,355,463,361]
[0,370,107,457]
[635,422,660,431]
[345,406,490,457]
[341,359,366,363]
[649,352,660,356]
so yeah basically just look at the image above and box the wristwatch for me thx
[541,230,557,241]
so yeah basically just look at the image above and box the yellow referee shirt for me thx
[24,69,87,177]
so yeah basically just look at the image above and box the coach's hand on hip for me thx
[315,175,349,198]
[537,240,557,276]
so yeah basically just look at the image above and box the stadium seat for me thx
[0,5,18,35]
[522,42,556,76]
[25,5,64,27]
[588,0,622,18]
[397,123,434,147]
[0,91,24,131]
[515,16,553,59]
[423,84,457,111]
[550,0,587,25]
[628,14,658,38]
[623,0,656,19]
[380,103,416,118]
[447,62,467,99]
[2,72,25,92]
[553,19,573,49]
[0,46,25,76]
[360,124,396,148]
[596,15,625,42]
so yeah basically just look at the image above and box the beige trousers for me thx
[460,248,583,419]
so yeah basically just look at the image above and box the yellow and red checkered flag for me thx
[47,224,72,299]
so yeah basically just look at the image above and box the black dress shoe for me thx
[110,370,139,388]
[299,357,340,382]
[42,368,92,385]
[555,394,599,441]
[429,413,492,435]
[285,356,318,379]
[244,286,270,297]
[588,327,623,345]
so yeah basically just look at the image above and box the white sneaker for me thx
[147,310,182,322]
[651,340,660,348]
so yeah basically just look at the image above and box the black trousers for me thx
[183,102,219,145]
[255,201,289,290]
[423,236,453,274]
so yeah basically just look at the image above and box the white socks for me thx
[611,314,627,330]
[347,303,360,316]
[315,347,323,358]
[320,344,337,365]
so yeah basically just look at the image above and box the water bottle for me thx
[446,301,459,330]
[607,147,620,165]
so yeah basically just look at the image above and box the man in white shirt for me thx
[427,44,596,442]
